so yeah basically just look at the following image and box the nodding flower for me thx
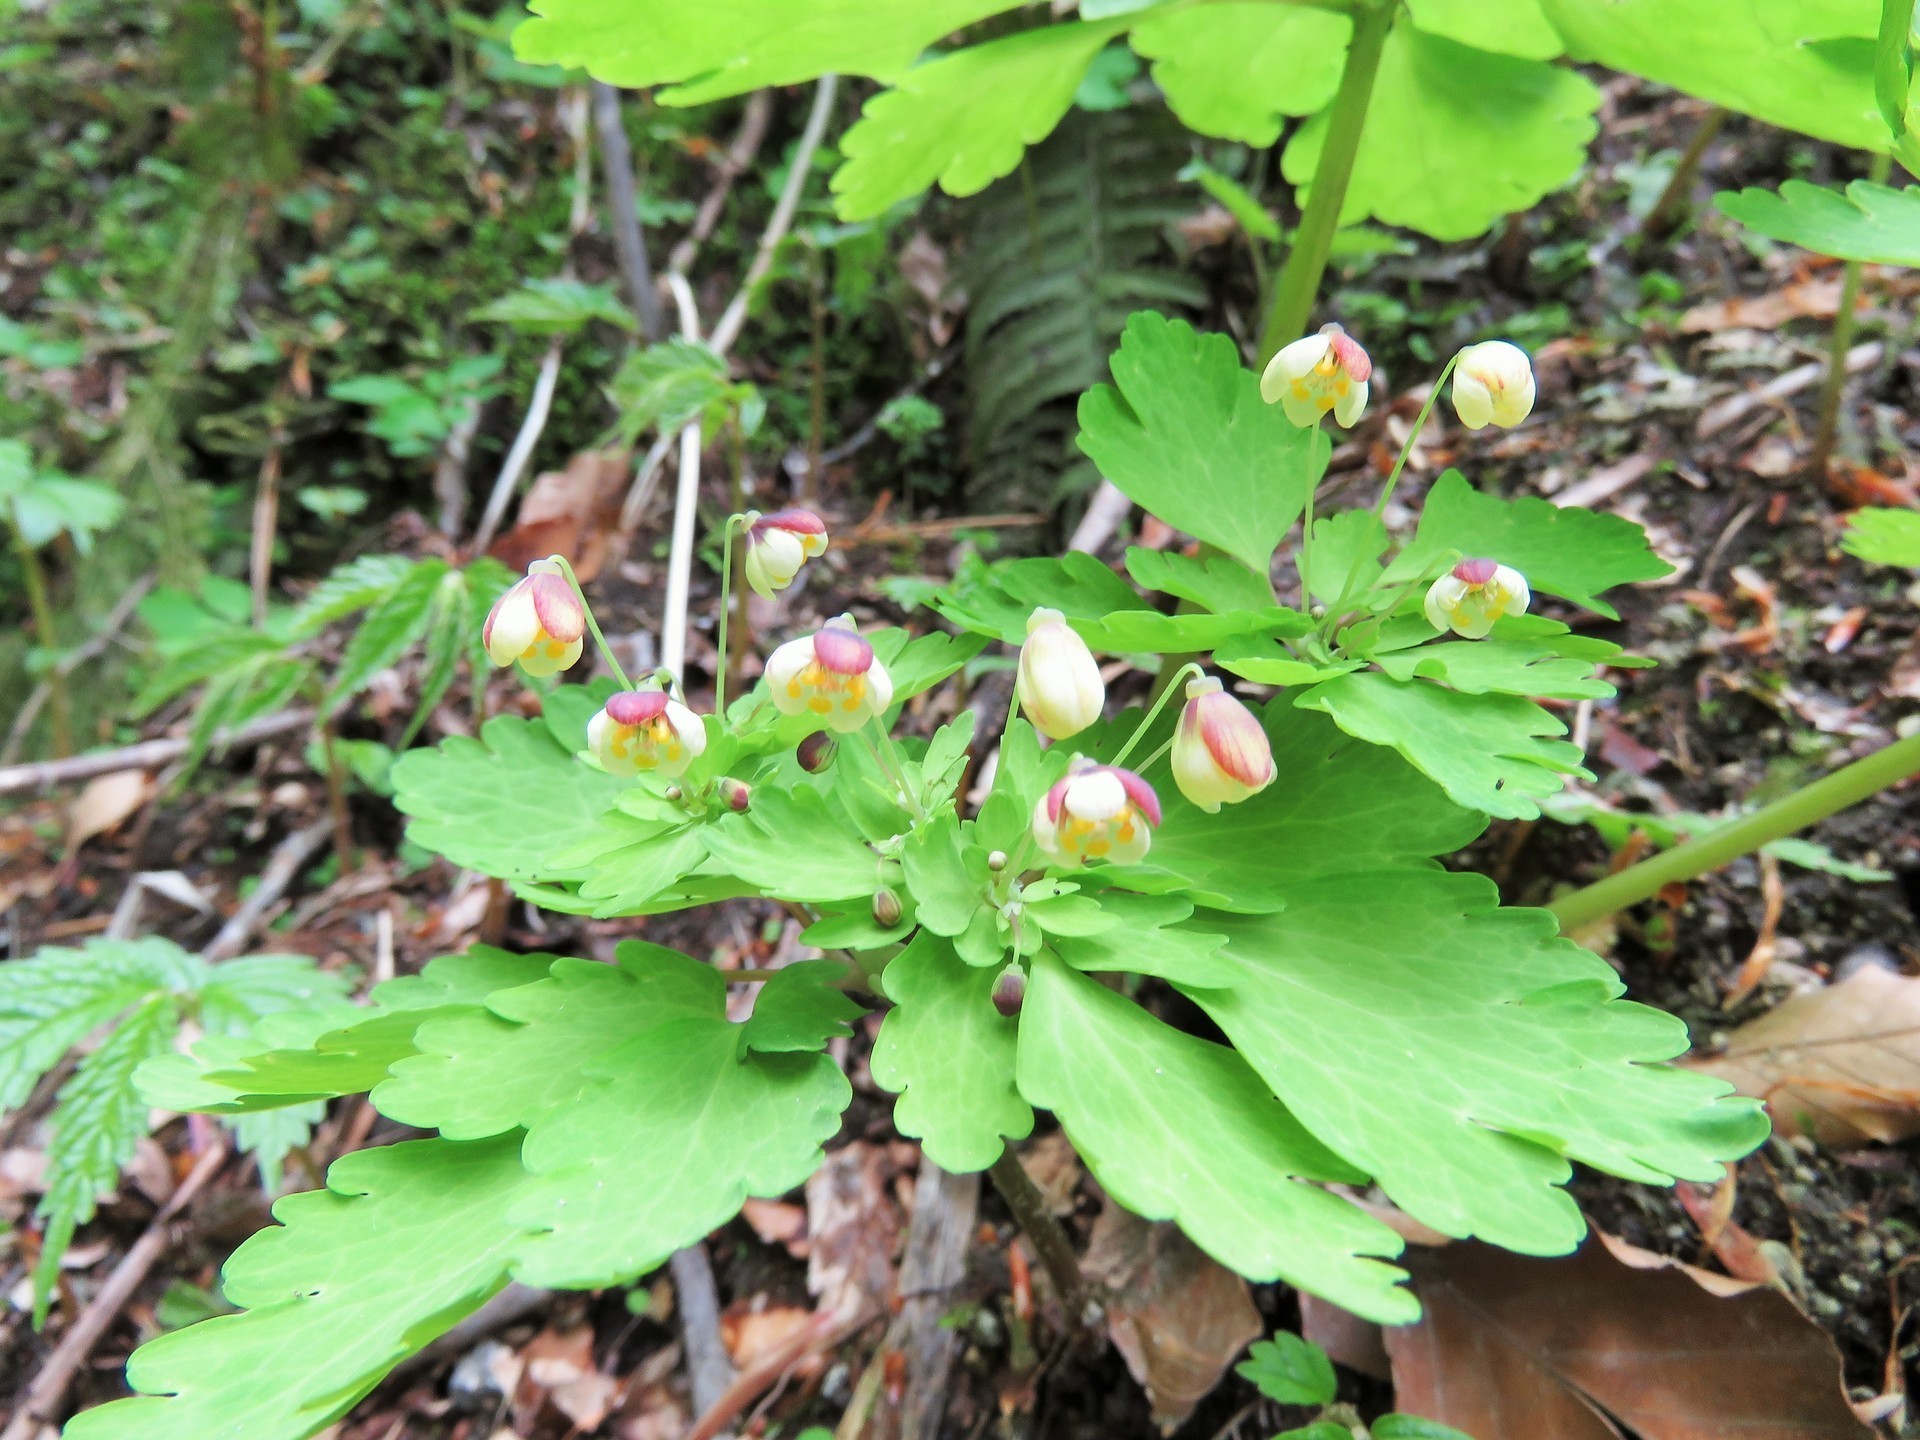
[1171,676,1276,813]
[1260,323,1371,429]
[1015,607,1105,741]
[586,686,707,778]
[765,615,894,732]
[483,560,586,677]
[1031,758,1162,866]
[1451,340,1536,431]
[1424,558,1531,639]
[743,508,829,598]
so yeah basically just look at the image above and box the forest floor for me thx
[3,33,1919,1440]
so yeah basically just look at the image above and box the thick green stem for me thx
[12,524,70,758]
[1634,106,1726,246]
[1257,0,1395,362]
[1810,151,1892,476]
[1549,727,1920,932]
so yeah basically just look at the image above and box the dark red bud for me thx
[718,778,751,813]
[991,963,1027,1018]
[797,731,838,773]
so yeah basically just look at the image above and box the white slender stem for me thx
[662,421,704,683]
[471,337,563,553]
[708,75,838,356]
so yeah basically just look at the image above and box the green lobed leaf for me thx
[1372,1418,1476,1440]
[901,813,983,937]
[700,786,885,903]
[606,337,733,440]
[1190,872,1770,1255]
[513,0,1024,101]
[871,931,1032,1172]
[391,711,628,884]
[1843,505,1920,566]
[1298,672,1589,820]
[65,1136,530,1440]
[1125,546,1274,613]
[1385,470,1672,619]
[1406,0,1561,59]
[1719,179,1920,266]
[1283,21,1600,242]
[833,20,1128,220]
[1237,1334,1338,1406]
[4,470,124,554]
[472,277,636,334]
[1542,0,1886,151]
[1076,312,1329,575]
[1128,4,1348,146]
[1370,616,1624,701]
[1100,702,1486,908]
[1017,952,1415,1322]
[740,961,866,1055]
[1049,890,1237,987]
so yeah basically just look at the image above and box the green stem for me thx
[1549,727,1920,932]
[316,715,359,875]
[1112,661,1203,766]
[1810,151,1892,476]
[547,553,634,691]
[1257,0,1396,362]
[867,720,928,824]
[1320,350,1460,637]
[11,522,71,758]
[715,515,746,716]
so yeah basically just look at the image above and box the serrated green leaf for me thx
[1843,505,1920,565]
[1125,547,1273,613]
[1387,471,1671,619]
[1407,0,1560,59]
[1283,21,1599,241]
[4,469,123,553]
[472,277,636,334]
[701,786,882,902]
[1372,616,1622,701]
[33,993,179,1315]
[1298,672,1588,820]
[902,813,983,936]
[65,1135,530,1440]
[1077,313,1328,575]
[224,1104,326,1194]
[1128,5,1347,146]
[324,559,449,713]
[1718,180,1920,265]
[1101,702,1485,907]
[289,554,418,636]
[1236,1334,1338,1406]
[1191,872,1769,1255]
[1542,0,1886,151]
[1017,952,1414,1321]
[0,941,186,1112]
[194,953,356,1040]
[834,20,1126,221]
[512,0,1023,102]
[392,712,627,882]
[607,337,732,440]
[400,570,472,745]
[741,961,865,1054]
[1275,1425,1353,1440]
[871,932,1031,1172]
[1305,509,1388,609]
[1371,1416,1476,1440]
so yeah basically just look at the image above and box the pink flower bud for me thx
[586,686,707,778]
[1423,559,1531,639]
[991,963,1027,1017]
[1030,758,1160,866]
[765,615,894,732]
[717,777,752,812]
[1015,607,1104,741]
[872,888,903,928]
[1259,323,1371,429]
[483,560,586,676]
[1171,676,1275,813]
[743,508,829,598]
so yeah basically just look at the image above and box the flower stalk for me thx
[548,554,633,690]
[1550,727,1920,932]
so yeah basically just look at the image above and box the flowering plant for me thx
[70,314,1767,1440]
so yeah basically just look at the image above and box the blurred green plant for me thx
[328,356,507,460]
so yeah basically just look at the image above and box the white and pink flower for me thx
[1015,607,1104,741]
[483,560,586,677]
[765,616,894,732]
[743,508,829,598]
[1260,323,1371,429]
[1171,676,1275,812]
[1424,558,1530,639]
[586,687,707,778]
[1451,341,1535,431]
[1031,759,1162,866]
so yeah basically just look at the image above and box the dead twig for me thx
[203,817,334,961]
[2,1140,230,1440]
[1695,342,1882,439]
[668,92,774,277]
[2,574,156,767]
[684,1310,874,1440]
[591,80,665,343]
[0,707,312,797]
[671,1244,737,1427]
[986,1147,1086,1320]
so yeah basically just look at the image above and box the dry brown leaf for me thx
[514,1321,618,1431]
[1016,1131,1082,1216]
[1690,964,1920,1146]
[1299,1292,1389,1382]
[66,769,153,851]
[1679,278,1843,333]
[719,1302,816,1372]
[805,1141,902,1322]
[1081,1203,1261,1431]
[1385,1233,1870,1440]
[741,1197,808,1253]
[489,447,630,580]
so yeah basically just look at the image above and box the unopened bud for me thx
[872,888,903,928]
[991,963,1027,1018]
[718,777,751,813]
[796,731,839,774]
[664,784,684,802]
[987,850,1008,873]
